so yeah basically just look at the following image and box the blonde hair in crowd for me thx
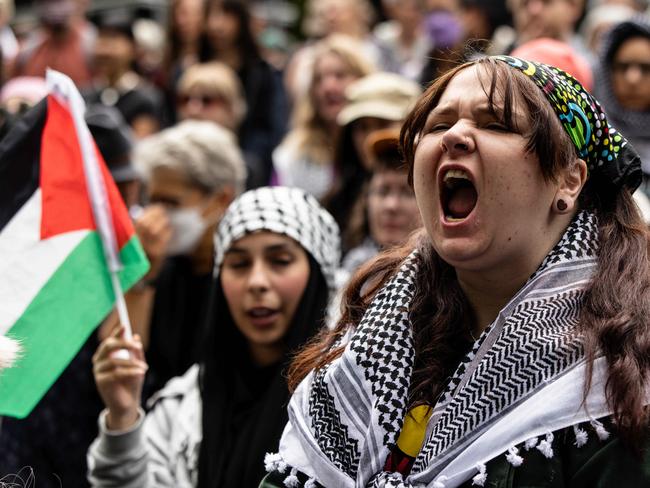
[283,34,375,166]
[177,62,248,129]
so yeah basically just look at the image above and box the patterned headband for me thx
[494,55,641,191]
[214,186,341,290]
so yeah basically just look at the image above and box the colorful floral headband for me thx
[495,55,641,191]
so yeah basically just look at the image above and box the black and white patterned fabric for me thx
[214,186,340,290]
[269,211,622,488]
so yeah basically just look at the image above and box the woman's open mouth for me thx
[441,169,478,222]
[247,307,280,328]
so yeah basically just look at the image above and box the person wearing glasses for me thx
[342,128,422,274]
[594,16,650,195]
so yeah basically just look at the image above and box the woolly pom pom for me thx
[277,460,288,474]
[573,425,588,447]
[264,452,282,473]
[284,468,300,488]
[506,447,524,467]
[536,433,554,459]
[0,335,20,370]
[304,479,317,488]
[433,475,449,488]
[471,463,487,486]
[524,437,539,450]
[591,420,610,441]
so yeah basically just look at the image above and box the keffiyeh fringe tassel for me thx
[264,452,287,474]
[591,420,610,440]
[573,425,588,447]
[536,433,554,459]
[524,437,539,450]
[284,468,300,488]
[506,446,524,467]
[471,463,487,486]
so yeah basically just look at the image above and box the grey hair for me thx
[134,120,247,195]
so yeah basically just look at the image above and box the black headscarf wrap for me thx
[494,55,643,192]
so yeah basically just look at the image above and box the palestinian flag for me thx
[0,72,149,418]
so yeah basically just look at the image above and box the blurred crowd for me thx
[0,0,649,485]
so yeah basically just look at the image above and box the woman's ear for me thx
[553,158,588,214]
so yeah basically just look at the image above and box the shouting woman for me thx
[263,56,650,487]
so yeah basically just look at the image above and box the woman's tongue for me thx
[446,186,477,220]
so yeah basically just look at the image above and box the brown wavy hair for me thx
[288,58,650,447]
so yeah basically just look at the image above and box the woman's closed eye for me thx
[267,253,295,267]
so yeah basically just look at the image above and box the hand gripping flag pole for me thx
[46,69,134,343]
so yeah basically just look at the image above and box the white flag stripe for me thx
[0,191,88,336]
[0,190,42,263]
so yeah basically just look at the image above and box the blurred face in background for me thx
[177,89,237,131]
[206,3,240,51]
[351,118,400,169]
[312,52,359,126]
[611,36,650,110]
[93,29,134,80]
[173,0,204,45]
[367,169,421,247]
[509,0,582,43]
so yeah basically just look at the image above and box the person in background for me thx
[0,0,17,79]
[594,16,650,193]
[0,76,48,116]
[505,0,589,57]
[200,0,287,188]
[342,128,422,274]
[12,0,95,87]
[84,8,164,139]
[286,0,380,103]
[511,37,594,91]
[175,61,246,133]
[324,71,421,245]
[163,0,204,88]
[87,186,340,488]
[579,3,636,57]
[120,120,245,396]
[373,0,431,81]
[0,102,140,488]
[85,104,141,209]
[273,34,375,200]
[418,9,465,86]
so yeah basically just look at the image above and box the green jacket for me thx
[260,422,650,487]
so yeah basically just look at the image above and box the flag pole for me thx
[46,70,134,342]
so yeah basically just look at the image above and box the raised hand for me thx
[92,324,148,431]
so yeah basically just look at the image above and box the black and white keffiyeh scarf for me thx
[267,211,622,488]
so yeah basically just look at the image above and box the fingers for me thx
[93,325,145,365]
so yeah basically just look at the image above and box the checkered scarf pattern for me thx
[272,211,610,487]
[214,186,340,290]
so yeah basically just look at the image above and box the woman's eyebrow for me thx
[264,243,297,253]
[224,247,248,255]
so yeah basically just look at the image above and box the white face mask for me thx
[166,207,207,256]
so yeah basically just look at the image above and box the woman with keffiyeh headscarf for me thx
[593,16,650,194]
[263,56,650,487]
[87,186,340,488]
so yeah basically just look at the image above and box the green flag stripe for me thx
[0,232,148,418]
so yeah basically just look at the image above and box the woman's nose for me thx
[440,123,474,157]
[247,260,270,292]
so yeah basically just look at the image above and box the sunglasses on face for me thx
[177,93,227,107]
